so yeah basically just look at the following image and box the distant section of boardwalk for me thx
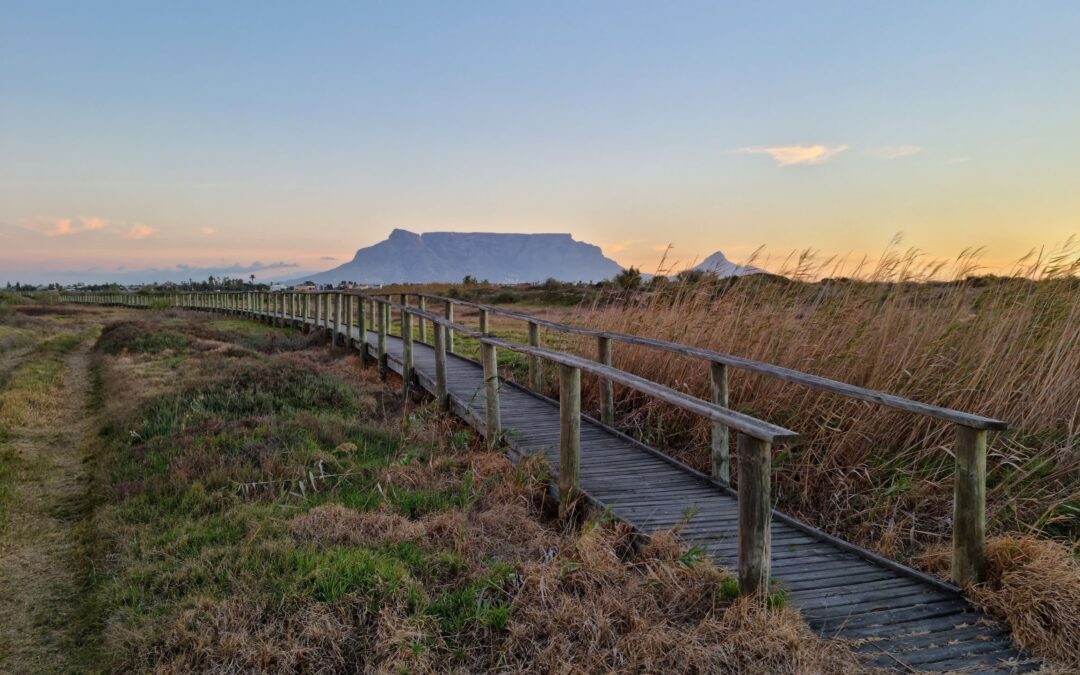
[61,292,1040,673]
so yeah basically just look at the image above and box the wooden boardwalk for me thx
[332,319,1036,674]
[64,293,1041,673]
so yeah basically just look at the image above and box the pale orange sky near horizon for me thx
[2,2,1078,284]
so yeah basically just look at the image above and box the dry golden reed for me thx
[559,241,1079,555]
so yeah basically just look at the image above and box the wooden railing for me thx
[391,290,1007,587]
[61,287,1009,590]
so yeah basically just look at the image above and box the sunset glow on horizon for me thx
[2,2,1078,284]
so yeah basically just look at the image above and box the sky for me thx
[2,1,1079,284]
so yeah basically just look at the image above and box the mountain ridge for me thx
[298,229,625,285]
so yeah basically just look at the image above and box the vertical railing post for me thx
[344,294,353,347]
[479,308,489,334]
[418,296,427,343]
[445,301,455,353]
[358,295,367,359]
[377,299,388,379]
[326,294,334,339]
[597,335,614,426]
[314,292,322,332]
[953,425,987,586]
[559,364,582,517]
[301,293,310,332]
[710,362,731,485]
[481,341,500,447]
[738,433,771,596]
[528,321,541,391]
[401,310,413,399]
[434,322,448,411]
[333,292,341,346]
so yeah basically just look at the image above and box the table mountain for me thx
[299,229,624,285]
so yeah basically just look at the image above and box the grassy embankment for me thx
[68,311,866,673]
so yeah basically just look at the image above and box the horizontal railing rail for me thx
[395,291,1008,431]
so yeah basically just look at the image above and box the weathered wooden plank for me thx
[916,647,1031,672]
[838,611,985,639]
[872,636,1016,668]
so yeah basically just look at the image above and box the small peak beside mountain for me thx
[694,251,766,278]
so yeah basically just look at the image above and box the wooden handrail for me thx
[481,335,801,446]
[392,291,1008,431]
[367,295,798,445]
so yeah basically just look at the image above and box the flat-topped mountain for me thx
[693,251,766,277]
[301,229,624,285]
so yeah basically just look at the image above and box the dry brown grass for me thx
[915,535,1080,668]
[540,243,1080,557]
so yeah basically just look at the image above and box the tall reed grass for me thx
[565,240,1080,557]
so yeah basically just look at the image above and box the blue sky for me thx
[2,1,1079,283]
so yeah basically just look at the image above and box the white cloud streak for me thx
[872,145,923,160]
[734,144,849,166]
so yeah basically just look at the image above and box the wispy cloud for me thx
[28,215,108,237]
[200,227,217,236]
[734,144,848,167]
[872,144,923,160]
[24,215,157,240]
[124,224,156,240]
[319,255,337,261]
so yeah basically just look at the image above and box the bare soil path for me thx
[0,335,95,673]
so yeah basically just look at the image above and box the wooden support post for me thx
[358,295,367,359]
[279,293,286,327]
[953,425,987,586]
[528,321,541,391]
[332,293,341,345]
[481,342,501,447]
[445,301,455,353]
[598,335,614,426]
[344,294,353,347]
[302,294,310,332]
[401,311,413,399]
[710,362,731,485]
[418,296,427,343]
[314,292,322,332]
[479,308,489,334]
[434,323,448,411]
[377,300,388,378]
[559,364,582,517]
[738,433,771,597]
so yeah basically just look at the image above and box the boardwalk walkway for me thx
[305,315,1037,674]
[63,290,1040,674]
